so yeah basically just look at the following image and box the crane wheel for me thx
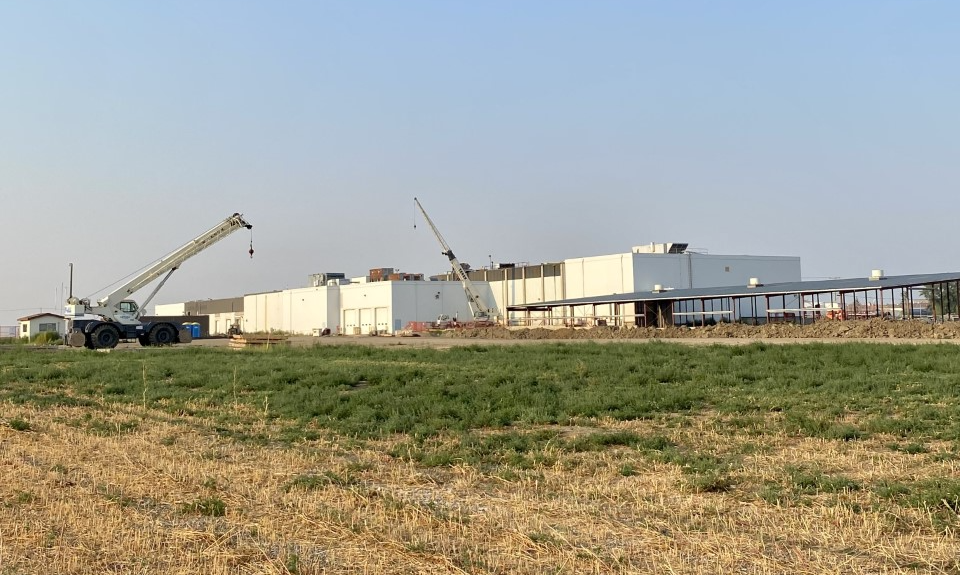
[90,325,121,349]
[148,324,177,346]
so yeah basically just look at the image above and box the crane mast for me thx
[414,197,498,321]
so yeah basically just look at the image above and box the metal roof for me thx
[16,313,65,321]
[508,272,960,310]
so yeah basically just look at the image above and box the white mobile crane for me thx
[65,212,253,349]
[414,197,500,325]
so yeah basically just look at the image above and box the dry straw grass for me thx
[2,402,958,574]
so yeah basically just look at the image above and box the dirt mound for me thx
[448,319,960,340]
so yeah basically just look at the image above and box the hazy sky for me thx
[1,1,957,325]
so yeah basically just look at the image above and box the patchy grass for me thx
[180,496,226,517]
[786,464,862,495]
[2,342,960,573]
[7,417,31,431]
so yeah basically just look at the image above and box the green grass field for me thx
[4,342,960,441]
[3,342,960,573]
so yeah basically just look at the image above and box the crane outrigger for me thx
[64,212,253,349]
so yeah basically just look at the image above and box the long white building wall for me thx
[492,274,563,327]
[494,273,563,309]
[241,281,493,336]
[282,286,340,334]
[564,254,635,300]
[390,281,483,332]
[243,287,339,334]
[154,303,186,316]
[561,252,801,301]
[632,253,801,291]
[457,265,564,326]
[243,292,284,334]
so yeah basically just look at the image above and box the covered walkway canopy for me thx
[507,272,960,328]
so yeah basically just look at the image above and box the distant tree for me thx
[920,283,960,317]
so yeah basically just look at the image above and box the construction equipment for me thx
[64,213,253,349]
[414,197,500,323]
[226,321,243,337]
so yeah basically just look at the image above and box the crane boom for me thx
[414,198,498,320]
[96,213,252,310]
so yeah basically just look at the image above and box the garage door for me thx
[342,309,359,335]
[359,308,374,335]
[374,307,389,334]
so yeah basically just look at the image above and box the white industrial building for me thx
[473,243,800,327]
[157,242,801,335]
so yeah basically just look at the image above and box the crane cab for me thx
[119,300,139,314]
[107,300,142,326]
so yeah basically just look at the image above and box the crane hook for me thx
[248,229,255,259]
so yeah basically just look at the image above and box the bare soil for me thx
[446,318,960,341]
[180,319,960,351]
[79,319,951,353]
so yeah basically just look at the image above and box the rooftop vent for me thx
[652,284,663,293]
[747,277,763,288]
[870,269,885,281]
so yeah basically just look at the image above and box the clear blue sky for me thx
[1,1,957,325]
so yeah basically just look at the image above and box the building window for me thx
[725,266,731,272]
[21,324,27,333]
[39,323,58,332]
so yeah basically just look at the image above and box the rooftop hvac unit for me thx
[747,277,762,288]
[632,242,689,254]
[309,272,346,287]
[870,269,885,280]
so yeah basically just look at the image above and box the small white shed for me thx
[17,313,65,339]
